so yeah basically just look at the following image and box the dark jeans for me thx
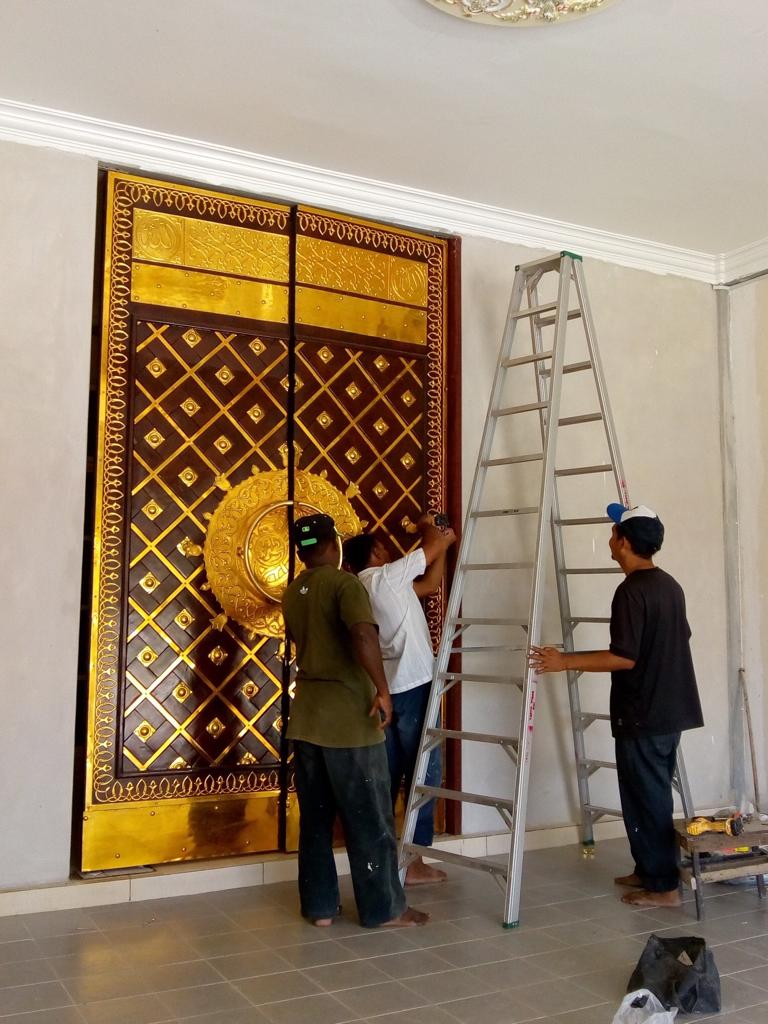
[292,740,407,928]
[385,682,441,848]
[615,732,681,893]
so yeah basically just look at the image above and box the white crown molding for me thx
[0,97,759,285]
[717,238,768,285]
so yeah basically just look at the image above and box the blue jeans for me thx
[385,682,441,848]
[292,740,407,927]
[615,732,681,893]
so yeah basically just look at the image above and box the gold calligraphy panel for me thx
[295,286,427,345]
[296,235,428,307]
[133,209,291,281]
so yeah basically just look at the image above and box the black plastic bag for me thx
[627,934,720,1014]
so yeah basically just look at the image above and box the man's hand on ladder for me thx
[529,645,567,674]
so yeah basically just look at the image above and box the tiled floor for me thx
[1,838,768,1023]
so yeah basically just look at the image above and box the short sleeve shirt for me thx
[282,565,383,747]
[357,549,434,695]
[609,567,704,737]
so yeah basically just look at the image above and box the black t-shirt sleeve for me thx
[610,584,644,662]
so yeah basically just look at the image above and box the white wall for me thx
[728,278,768,808]
[0,137,735,888]
[459,237,730,832]
[0,141,96,887]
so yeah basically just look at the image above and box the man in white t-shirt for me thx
[343,514,456,885]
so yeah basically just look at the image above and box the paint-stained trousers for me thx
[292,739,407,927]
[615,732,682,893]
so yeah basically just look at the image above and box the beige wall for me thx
[729,278,768,807]
[0,141,97,887]
[459,237,729,832]
[0,137,735,888]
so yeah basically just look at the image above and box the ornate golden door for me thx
[81,172,459,870]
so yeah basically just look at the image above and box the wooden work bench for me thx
[675,821,768,920]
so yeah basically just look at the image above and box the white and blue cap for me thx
[607,503,659,524]
[607,503,664,553]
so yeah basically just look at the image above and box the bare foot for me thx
[311,918,334,927]
[405,858,448,886]
[620,888,682,908]
[380,906,430,927]
[614,872,643,888]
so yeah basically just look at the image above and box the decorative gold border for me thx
[86,173,292,807]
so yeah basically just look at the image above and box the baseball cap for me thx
[606,503,659,524]
[293,513,337,551]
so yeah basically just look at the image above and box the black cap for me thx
[293,513,337,551]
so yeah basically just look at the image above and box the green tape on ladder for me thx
[560,250,583,261]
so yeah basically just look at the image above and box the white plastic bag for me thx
[611,989,678,1024]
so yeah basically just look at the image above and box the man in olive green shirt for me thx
[282,513,428,928]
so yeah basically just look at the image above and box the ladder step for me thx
[493,401,548,418]
[452,617,528,627]
[428,728,519,748]
[416,785,516,811]
[556,464,613,477]
[586,805,623,819]
[449,645,526,655]
[515,254,562,274]
[510,301,557,321]
[569,616,610,624]
[559,413,602,426]
[576,712,611,725]
[562,567,623,575]
[556,516,611,526]
[578,759,617,771]
[536,310,583,328]
[403,844,507,879]
[540,358,591,376]
[473,506,539,519]
[482,456,542,468]
[481,454,543,468]
[439,672,525,686]
[502,350,553,368]
[463,562,533,571]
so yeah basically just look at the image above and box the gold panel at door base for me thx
[131,263,289,322]
[81,791,299,870]
[133,209,290,283]
[296,286,427,345]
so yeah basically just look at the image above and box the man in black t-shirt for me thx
[530,504,703,908]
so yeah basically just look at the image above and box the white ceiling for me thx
[1,0,766,254]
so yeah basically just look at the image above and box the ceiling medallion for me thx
[424,0,618,26]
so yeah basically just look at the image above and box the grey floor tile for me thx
[719,975,768,1014]
[0,978,74,1015]
[396,923,471,950]
[467,956,557,990]
[234,968,324,1005]
[209,949,295,981]
[0,1009,86,1024]
[300,958,392,992]
[547,1001,620,1023]
[258,992,352,1024]
[734,966,768,993]
[0,916,32,942]
[157,980,253,1017]
[435,937,517,968]
[513,977,603,1017]
[78,992,170,1024]
[362,1007,458,1024]
[336,979,430,1017]
[63,968,150,1004]
[34,931,111,960]
[403,967,495,1004]
[566,966,630,1003]
[0,938,40,965]
[735,1003,768,1023]
[0,957,56,987]
[190,929,268,958]
[139,960,227,992]
[439,990,541,1024]
[339,932,420,959]
[279,939,359,968]
[156,1010,269,1024]
[374,948,455,980]
[539,919,628,949]
[23,911,99,939]
[48,948,133,979]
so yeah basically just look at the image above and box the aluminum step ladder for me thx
[398,251,694,927]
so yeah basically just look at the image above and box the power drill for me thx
[686,814,744,838]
